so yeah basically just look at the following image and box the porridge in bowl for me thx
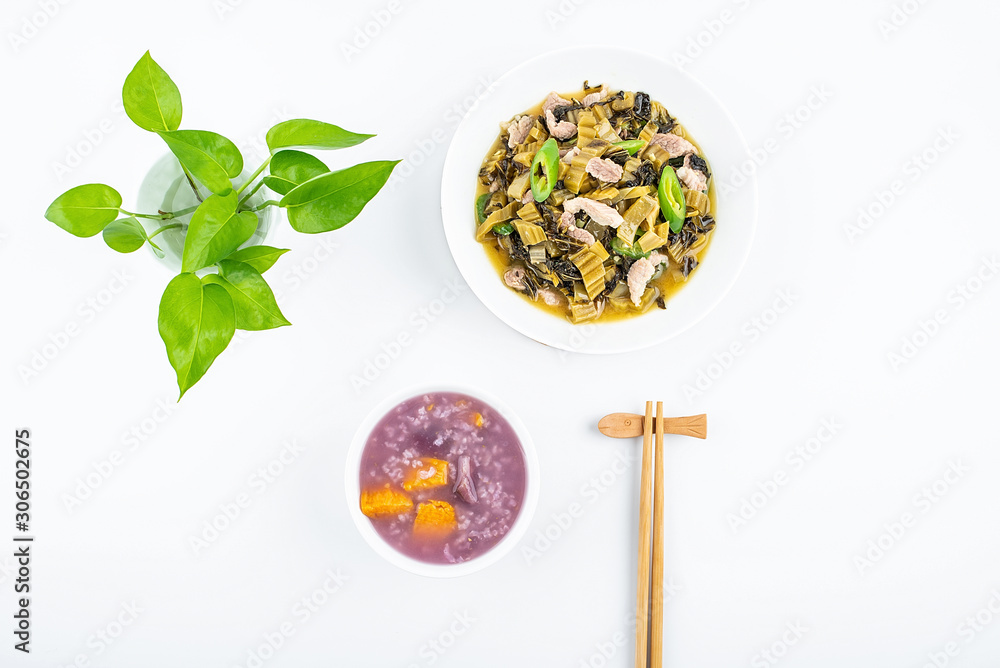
[358,391,527,565]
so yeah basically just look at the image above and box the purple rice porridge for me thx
[359,391,527,564]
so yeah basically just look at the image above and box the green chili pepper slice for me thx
[530,138,560,202]
[475,192,491,224]
[611,237,650,259]
[658,165,686,233]
[475,192,512,235]
[612,140,645,156]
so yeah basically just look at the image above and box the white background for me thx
[2,0,999,666]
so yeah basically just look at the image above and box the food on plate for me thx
[474,82,715,323]
[359,392,527,564]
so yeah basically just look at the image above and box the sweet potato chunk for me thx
[413,500,457,538]
[403,458,449,491]
[360,487,413,518]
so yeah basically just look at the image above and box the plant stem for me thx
[148,223,182,240]
[171,204,200,218]
[119,203,200,221]
[237,180,265,209]
[250,200,281,212]
[235,156,272,197]
[120,208,170,220]
[181,165,205,203]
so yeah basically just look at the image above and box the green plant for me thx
[45,51,399,399]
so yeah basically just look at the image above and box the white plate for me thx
[345,383,539,578]
[441,46,757,354]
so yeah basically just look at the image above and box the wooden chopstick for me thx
[650,402,665,668]
[635,401,654,668]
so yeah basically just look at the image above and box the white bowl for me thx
[441,46,757,354]
[344,384,539,578]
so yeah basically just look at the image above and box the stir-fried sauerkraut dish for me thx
[474,82,715,324]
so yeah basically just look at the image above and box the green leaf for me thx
[280,160,400,233]
[262,150,329,195]
[147,235,165,258]
[158,130,243,194]
[158,273,235,400]
[182,191,258,272]
[103,217,147,253]
[265,119,374,153]
[204,260,290,331]
[44,184,122,237]
[122,51,182,132]
[225,245,290,274]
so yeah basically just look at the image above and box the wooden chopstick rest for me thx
[598,413,707,439]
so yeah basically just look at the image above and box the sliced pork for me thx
[544,109,577,139]
[537,288,565,306]
[563,197,624,228]
[560,146,581,164]
[585,157,624,183]
[503,267,526,290]
[542,91,572,114]
[505,115,533,148]
[627,257,656,307]
[676,154,709,191]
[650,132,697,157]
